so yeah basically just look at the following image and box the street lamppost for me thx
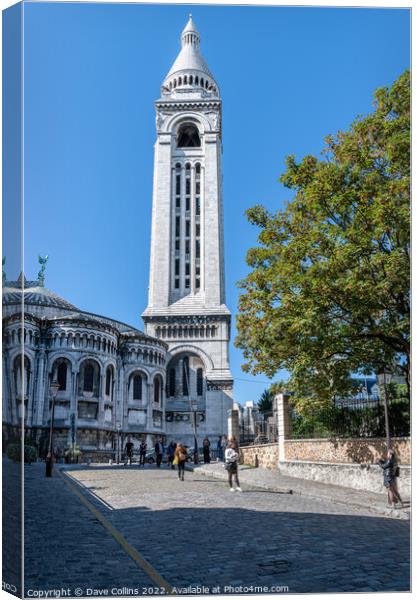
[45,377,60,477]
[377,368,393,450]
[116,421,121,464]
[190,398,199,464]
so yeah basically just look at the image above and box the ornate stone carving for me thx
[165,411,205,423]
[147,314,226,325]
[206,380,234,391]
[156,111,169,129]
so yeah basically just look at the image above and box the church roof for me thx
[3,278,167,348]
[165,15,214,81]
[3,280,79,311]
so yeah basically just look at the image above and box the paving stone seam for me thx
[58,469,174,593]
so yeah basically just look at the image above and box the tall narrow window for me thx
[57,362,67,391]
[196,240,200,258]
[175,216,180,237]
[133,374,142,400]
[154,377,161,404]
[197,368,203,396]
[83,364,94,392]
[182,357,189,396]
[105,367,112,396]
[169,368,176,397]
[175,259,180,276]
[175,163,181,208]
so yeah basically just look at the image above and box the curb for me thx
[189,465,410,521]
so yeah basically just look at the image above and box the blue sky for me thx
[12,2,410,404]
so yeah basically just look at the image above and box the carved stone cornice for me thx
[206,379,234,391]
[145,314,227,325]
[155,100,221,112]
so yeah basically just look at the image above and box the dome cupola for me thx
[161,15,219,98]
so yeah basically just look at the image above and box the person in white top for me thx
[225,441,242,492]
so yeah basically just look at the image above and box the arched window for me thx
[178,77,182,85]
[133,374,142,400]
[154,376,161,404]
[177,124,200,148]
[182,357,189,396]
[105,366,112,396]
[184,75,188,84]
[173,79,177,88]
[57,362,67,391]
[189,75,193,84]
[169,368,176,397]
[83,364,94,392]
[197,368,203,396]
[195,76,199,85]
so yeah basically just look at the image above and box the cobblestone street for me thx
[19,461,410,595]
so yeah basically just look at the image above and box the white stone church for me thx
[2,17,233,458]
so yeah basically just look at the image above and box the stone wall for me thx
[279,461,411,496]
[284,437,411,465]
[240,443,279,470]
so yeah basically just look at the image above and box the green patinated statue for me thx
[37,254,49,286]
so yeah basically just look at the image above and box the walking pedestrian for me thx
[175,443,187,481]
[379,448,403,508]
[203,437,211,464]
[167,441,177,469]
[155,439,164,468]
[225,441,242,492]
[124,439,134,465]
[139,440,147,467]
[217,436,223,461]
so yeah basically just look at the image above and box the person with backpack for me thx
[174,443,187,481]
[225,440,242,492]
[167,441,177,469]
[378,448,403,508]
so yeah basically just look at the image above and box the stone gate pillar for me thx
[227,402,240,441]
[276,393,292,462]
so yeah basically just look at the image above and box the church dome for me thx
[161,16,219,98]
[3,279,79,311]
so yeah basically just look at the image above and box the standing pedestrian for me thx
[203,437,211,464]
[167,441,177,469]
[124,439,134,465]
[139,440,147,467]
[155,439,164,468]
[217,436,223,461]
[225,441,242,492]
[221,435,228,460]
[174,443,187,481]
[379,448,403,508]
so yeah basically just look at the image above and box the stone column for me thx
[146,381,153,431]
[276,393,292,462]
[227,402,240,441]
[35,349,47,426]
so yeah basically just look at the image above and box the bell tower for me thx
[142,16,233,443]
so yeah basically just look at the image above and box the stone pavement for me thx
[19,460,411,595]
[190,462,411,520]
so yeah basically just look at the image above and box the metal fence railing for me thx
[290,396,410,440]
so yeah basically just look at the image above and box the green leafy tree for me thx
[236,71,410,414]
